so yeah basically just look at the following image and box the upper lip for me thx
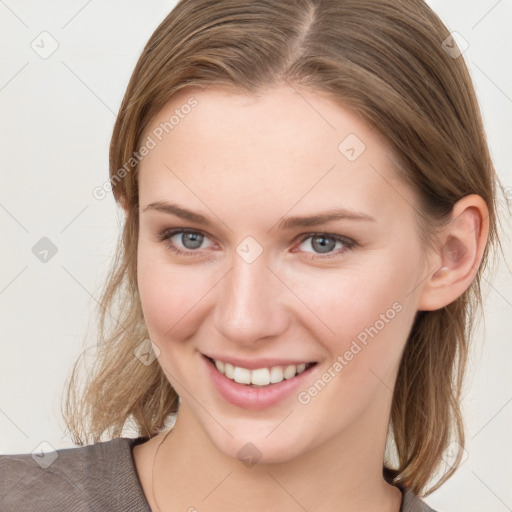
[203,353,316,370]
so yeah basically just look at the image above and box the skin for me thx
[131,84,488,512]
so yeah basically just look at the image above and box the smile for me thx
[209,357,314,387]
[203,354,318,410]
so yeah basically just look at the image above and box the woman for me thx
[0,0,501,511]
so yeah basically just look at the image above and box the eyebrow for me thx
[142,201,376,231]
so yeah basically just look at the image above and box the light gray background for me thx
[1,1,511,510]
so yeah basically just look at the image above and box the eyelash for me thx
[157,228,356,260]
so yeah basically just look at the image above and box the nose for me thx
[212,251,292,347]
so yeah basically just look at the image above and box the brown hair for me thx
[64,0,500,496]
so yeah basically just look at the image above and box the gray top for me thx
[0,437,438,511]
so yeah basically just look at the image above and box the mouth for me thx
[203,353,318,409]
[205,355,316,388]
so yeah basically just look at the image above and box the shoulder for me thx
[401,487,439,512]
[0,437,151,512]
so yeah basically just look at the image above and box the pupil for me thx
[183,232,203,249]
[313,235,334,253]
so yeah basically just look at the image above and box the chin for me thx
[205,420,316,466]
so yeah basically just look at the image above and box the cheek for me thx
[293,259,415,345]
[137,245,212,343]
[293,268,415,432]
[289,249,420,401]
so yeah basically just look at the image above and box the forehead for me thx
[138,84,415,222]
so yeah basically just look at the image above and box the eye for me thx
[293,233,355,259]
[157,228,214,255]
[157,228,355,260]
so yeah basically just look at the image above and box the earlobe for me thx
[417,194,489,311]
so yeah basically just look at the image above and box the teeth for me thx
[283,365,297,380]
[251,368,271,386]
[269,366,283,383]
[211,358,311,386]
[233,367,251,384]
[224,362,234,379]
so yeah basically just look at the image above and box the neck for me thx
[149,394,402,512]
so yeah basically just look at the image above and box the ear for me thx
[417,194,489,311]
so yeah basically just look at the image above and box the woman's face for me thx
[137,84,430,463]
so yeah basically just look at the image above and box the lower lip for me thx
[203,356,316,411]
